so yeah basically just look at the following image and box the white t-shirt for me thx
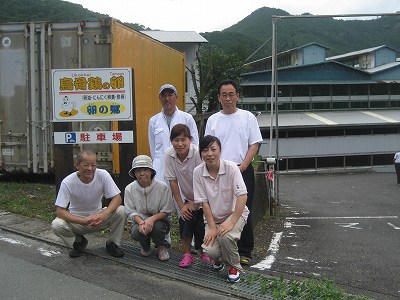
[205,109,262,165]
[394,152,400,163]
[55,169,121,216]
[193,159,249,224]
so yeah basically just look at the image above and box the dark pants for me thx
[237,163,254,259]
[395,163,400,184]
[132,219,170,250]
[179,208,205,250]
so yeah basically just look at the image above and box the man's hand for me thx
[85,212,106,227]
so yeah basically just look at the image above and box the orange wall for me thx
[110,19,186,156]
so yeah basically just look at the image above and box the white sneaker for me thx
[227,268,240,283]
[158,246,170,261]
[140,247,152,257]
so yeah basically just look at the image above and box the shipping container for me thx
[0,18,186,185]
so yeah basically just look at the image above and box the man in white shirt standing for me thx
[148,84,199,182]
[205,80,263,266]
[394,152,400,185]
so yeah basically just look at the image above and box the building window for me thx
[373,154,393,165]
[370,100,388,108]
[311,85,330,96]
[390,101,400,108]
[278,85,291,97]
[311,102,331,110]
[317,156,344,168]
[390,83,400,95]
[292,85,310,97]
[287,157,316,170]
[345,155,371,167]
[292,102,310,111]
[370,83,388,95]
[332,85,348,96]
[332,102,349,109]
[350,101,368,109]
[350,85,368,96]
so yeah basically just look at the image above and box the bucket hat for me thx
[128,155,156,179]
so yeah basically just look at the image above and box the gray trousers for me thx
[202,216,246,272]
[131,219,170,250]
[51,206,126,248]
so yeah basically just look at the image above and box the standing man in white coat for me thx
[148,84,199,182]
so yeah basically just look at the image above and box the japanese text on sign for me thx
[52,68,133,122]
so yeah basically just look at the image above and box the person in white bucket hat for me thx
[124,155,175,261]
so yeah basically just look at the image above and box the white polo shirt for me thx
[193,159,249,224]
[164,143,202,202]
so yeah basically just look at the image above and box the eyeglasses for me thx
[220,92,237,99]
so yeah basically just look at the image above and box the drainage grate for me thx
[91,242,275,300]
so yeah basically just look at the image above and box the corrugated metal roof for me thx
[326,45,397,61]
[256,109,400,129]
[363,61,400,73]
[140,31,208,43]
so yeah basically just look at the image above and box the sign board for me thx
[52,68,133,122]
[54,131,134,144]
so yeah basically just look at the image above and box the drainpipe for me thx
[29,22,39,173]
[47,24,54,170]
[40,23,48,173]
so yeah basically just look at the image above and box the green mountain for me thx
[203,7,400,59]
[0,0,148,31]
[1,1,400,59]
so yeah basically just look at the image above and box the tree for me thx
[187,46,249,114]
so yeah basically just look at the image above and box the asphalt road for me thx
[252,172,400,300]
[0,230,237,300]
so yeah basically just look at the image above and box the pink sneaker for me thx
[199,252,212,263]
[179,253,194,268]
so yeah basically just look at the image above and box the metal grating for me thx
[90,242,275,300]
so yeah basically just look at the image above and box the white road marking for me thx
[0,236,31,247]
[387,222,400,230]
[38,247,61,257]
[251,232,283,271]
[286,257,308,262]
[335,222,362,229]
[287,216,398,220]
[305,112,337,125]
[362,111,398,123]
[1,235,60,256]
[284,222,310,228]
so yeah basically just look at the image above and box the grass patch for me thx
[243,274,371,300]
[0,182,56,222]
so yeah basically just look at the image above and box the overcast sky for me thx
[68,0,400,32]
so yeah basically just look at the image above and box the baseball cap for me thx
[159,84,177,95]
